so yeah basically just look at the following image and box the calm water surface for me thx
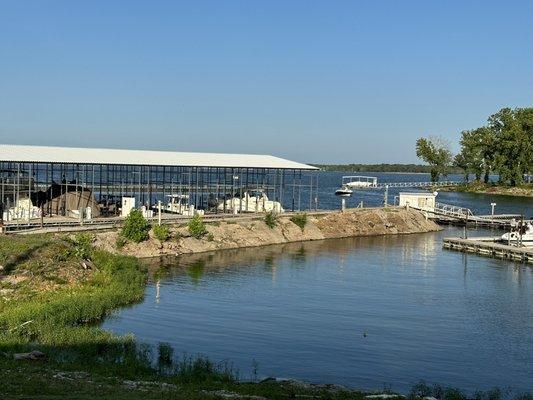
[313,172,532,217]
[103,225,533,392]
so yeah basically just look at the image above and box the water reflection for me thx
[105,227,532,393]
[143,231,446,285]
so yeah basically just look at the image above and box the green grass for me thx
[0,250,146,351]
[0,234,244,397]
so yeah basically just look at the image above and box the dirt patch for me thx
[95,208,440,258]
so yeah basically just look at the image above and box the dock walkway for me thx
[443,237,533,263]
[409,202,521,228]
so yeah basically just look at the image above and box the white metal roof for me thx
[0,144,317,170]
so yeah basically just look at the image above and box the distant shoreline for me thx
[313,164,463,174]
[320,170,432,175]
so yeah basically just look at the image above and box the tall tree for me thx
[488,108,531,186]
[453,152,471,182]
[515,107,533,179]
[476,126,498,184]
[456,129,485,181]
[415,136,452,182]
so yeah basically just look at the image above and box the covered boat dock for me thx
[0,144,318,230]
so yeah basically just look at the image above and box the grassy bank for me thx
[0,234,531,399]
[0,233,366,399]
[444,182,533,197]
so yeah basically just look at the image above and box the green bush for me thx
[121,209,151,243]
[264,211,278,229]
[188,214,207,239]
[290,213,307,231]
[206,233,214,242]
[73,233,93,260]
[115,236,127,250]
[153,224,170,242]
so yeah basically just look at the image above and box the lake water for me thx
[103,234,532,392]
[300,172,532,217]
[102,174,532,393]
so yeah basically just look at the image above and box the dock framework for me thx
[0,144,319,229]
[443,237,533,264]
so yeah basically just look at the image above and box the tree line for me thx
[416,107,533,185]
[313,163,463,174]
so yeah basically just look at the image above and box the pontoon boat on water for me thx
[335,176,378,196]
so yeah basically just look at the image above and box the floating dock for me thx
[443,237,533,263]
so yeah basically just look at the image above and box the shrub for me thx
[121,209,151,243]
[115,236,127,250]
[264,211,278,229]
[73,233,93,260]
[206,233,214,242]
[188,214,207,239]
[153,224,170,242]
[290,213,307,231]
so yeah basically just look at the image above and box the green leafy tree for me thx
[473,126,498,184]
[456,129,484,181]
[122,209,151,243]
[515,107,533,180]
[415,136,452,182]
[489,108,532,186]
[453,152,470,182]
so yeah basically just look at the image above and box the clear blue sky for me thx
[0,1,531,164]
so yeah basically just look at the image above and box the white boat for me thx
[334,187,353,197]
[217,190,284,213]
[501,221,533,246]
[161,194,204,216]
[335,176,378,196]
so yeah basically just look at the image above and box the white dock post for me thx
[157,200,162,226]
[341,198,346,212]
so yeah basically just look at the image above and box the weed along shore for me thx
[94,207,440,258]
[0,207,452,399]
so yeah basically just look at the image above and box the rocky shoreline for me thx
[94,207,440,258]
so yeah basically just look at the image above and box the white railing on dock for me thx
[374,180,461,189]
[433,202,474,219]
